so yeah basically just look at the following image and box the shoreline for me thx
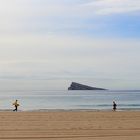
[0,108,140,112]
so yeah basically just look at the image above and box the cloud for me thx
[0,0,140,37]
[0,0,140,89]
[1,0,140,20]
[82,0,140,15]
[0,33,140,79]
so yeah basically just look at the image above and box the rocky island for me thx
[68,82,106,90]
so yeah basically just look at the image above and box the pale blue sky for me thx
[0,0,140,90]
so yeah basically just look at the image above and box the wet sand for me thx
[0,111,140,140]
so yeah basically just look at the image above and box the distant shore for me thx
[0,111,140,140]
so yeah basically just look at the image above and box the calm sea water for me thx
[0,90,140,111]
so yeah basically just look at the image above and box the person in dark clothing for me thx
[113,101,117,111]
[13,100,19,112]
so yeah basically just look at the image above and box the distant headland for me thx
[68,82,107,90]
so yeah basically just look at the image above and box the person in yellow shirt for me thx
[13,100,19,111]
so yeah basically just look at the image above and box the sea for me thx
[0,90,140,111]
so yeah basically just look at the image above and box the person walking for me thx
[13,100,19,111]
[113,101,117,111]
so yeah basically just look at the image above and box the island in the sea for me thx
[68,82,107,90]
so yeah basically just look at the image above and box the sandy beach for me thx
[0,111,140,140]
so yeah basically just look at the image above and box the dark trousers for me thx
[13,106,18,111]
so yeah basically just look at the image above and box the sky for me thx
[0,0,140,90]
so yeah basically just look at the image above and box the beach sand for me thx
[0,111,140,140]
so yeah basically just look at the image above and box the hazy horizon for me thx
[0,0,140,90]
